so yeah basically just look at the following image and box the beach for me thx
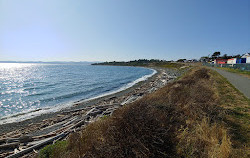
[0,67,182,158]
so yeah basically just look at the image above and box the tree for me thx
[177,59,186,62]
[232,54,241,58]
[200,56,209,62]
[211,52,220,59]
[222,54,229,59]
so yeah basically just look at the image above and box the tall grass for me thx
[209,69,250,157]
[40,68,234,158]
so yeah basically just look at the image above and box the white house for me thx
[247,57,250,63]
[227,58,236,64]
[242,53,250,63]
[242,53,250,58]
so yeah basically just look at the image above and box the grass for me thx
[219,67,250,78]
[155,62,185,69]
[209,69,250,157]
[39,67,249,158]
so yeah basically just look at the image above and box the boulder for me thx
[19,135,33,143]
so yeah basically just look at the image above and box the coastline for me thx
[0,67,158,134]
[0,67,182,158]
[0,66,156,125]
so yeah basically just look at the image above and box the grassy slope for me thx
[210,69,250,157]
[39,67,249,158]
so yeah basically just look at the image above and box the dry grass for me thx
[177,118,231,158]
[209,69,250,157]
[39,68,242,158]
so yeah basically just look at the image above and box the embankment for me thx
[40,67,249,158]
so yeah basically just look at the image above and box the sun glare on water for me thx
[0,63,42,119]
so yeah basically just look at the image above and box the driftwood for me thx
[1,104,129,157]
[0,142,19,149]
[39,120,68,131]
[5,115,89,158]
[61,106,89,114]
[0,151,14,158]
[121,96,139,105]
[33,133,57,140]
[6,133,67,158]
[0,138,19,144]
[62,116,79,127]
[0,138,7,144]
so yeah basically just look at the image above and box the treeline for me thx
[92,59,173,67]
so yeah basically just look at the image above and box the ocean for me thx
[0,63,155,124]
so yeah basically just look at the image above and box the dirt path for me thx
[211,68,250,99]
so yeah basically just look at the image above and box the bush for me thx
[39,141,68,158]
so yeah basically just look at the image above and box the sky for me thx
[0,0,249,62]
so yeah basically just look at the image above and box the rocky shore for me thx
[0,67,183,158]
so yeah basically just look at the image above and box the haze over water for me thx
[0,63,155,124]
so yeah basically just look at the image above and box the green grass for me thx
[100,115,109,120]
[157,62,185,69]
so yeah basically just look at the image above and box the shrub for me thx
[39,141,68,158]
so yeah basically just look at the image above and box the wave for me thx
[80,68,157,102]
[37,86,106,103]
[0,68,157,125]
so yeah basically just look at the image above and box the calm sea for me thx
[0,63,155,124]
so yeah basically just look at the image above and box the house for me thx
[215,58,228,64]
[241,53,250,58]
[227,58,236,64]
[236,58,246,63]
[247,57,250,63]
[241,53,250,63]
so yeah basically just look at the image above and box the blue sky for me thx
[0,0,249,61]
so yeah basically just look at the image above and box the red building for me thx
[215,59,228,64]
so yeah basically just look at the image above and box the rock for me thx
[19,135,33,143]
[137,92,144,96]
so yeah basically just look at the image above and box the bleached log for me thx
[6,132,66,158]
[32,133,57,140]
[0,142,19,149]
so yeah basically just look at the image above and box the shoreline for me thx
[0,66,156,125]
[0,67,182,158]
[0,67,159,134]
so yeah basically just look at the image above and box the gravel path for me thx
[211,68,250,99]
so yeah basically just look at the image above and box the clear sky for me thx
[0,0,249,62]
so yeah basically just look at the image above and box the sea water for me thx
[0,63,155,124]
